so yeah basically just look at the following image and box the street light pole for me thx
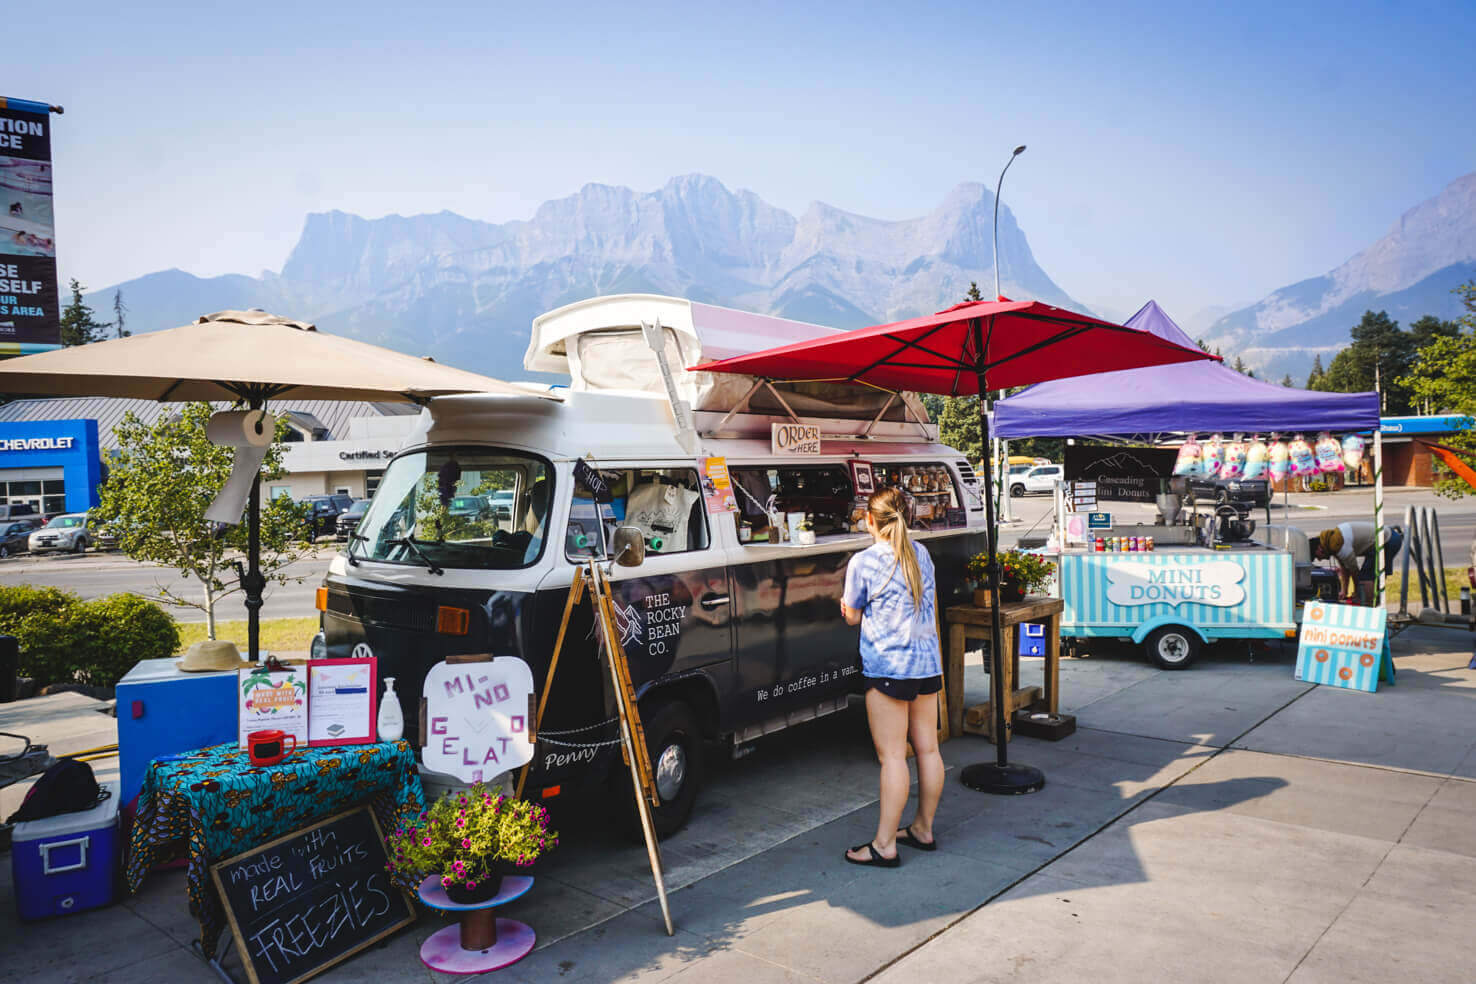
[993,146,1026,524]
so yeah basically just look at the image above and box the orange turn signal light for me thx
[315,587,328,612]
[436,605,470,636]
[541,785,561,799]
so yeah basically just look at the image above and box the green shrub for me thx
[0,585,180,690]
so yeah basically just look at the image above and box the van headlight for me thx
[310,630,327,660]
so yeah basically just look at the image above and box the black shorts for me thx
[864,674,943,701]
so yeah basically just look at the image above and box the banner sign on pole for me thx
[1294,601,1394,693]
[0,97,61,352]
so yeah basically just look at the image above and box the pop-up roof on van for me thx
[524,294,931,440]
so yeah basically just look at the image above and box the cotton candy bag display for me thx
[1288,435,1317,476]
[1342,434,1366,472]
[1174,436,1202,476]
[1219,440,1248,480]
[1314,432,1344,473]
[1201,434,1225,477]
[1268,438,1290,481]
[1244,438,1268,480]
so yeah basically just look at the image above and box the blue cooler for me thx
[11,780,121,920]
[1017,623,1046,657]
[117,657,239,804]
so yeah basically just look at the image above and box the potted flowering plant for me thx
[966,549,1055,605]
[385,783,559,904]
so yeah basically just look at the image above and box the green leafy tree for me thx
[936,394,982,462]
[1394,281,1476,495]
[92,403,310,639]
[58,279,111,346]
[1313,310,1415,413]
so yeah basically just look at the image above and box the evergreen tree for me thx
[1232,356,1247,374]
[1318,310,1415,413]
[58,279,111,346]
[1306,354,1325,389]
[1280,374,1294,388]
[112,289,129,338]
[965,281,983,302]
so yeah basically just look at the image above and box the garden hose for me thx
[73,750,119,763]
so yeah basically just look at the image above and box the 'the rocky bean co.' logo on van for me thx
[1105,561,1247,608]
[0,436,74,452]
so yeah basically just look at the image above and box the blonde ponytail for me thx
[868,488,924,608]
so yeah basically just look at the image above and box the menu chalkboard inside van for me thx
[211,807,415,984]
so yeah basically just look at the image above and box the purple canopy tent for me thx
[993,301,1379,439]
[995,301,1389,600]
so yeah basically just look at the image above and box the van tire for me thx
[1145,626,1199,670]
[623,699,703,841]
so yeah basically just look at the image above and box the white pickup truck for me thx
[1009,463,1063,497]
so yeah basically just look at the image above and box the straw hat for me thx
[176,639,247,673]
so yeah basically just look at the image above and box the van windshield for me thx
[354,447,552,570]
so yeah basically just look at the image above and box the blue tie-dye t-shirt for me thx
[842,539,941,679]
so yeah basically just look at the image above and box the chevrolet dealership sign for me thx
[0,435,75,452]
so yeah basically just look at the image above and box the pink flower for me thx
[465,880,476,890]
[442,875,452,887]
[461,838,471,849]
[422,837,432,847]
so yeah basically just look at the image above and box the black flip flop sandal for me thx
[844,841,901,868]
[896,825,938,852]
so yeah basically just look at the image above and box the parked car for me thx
[488,489,515,522]
[301,495,345,541]
[1009,464,1064,497]
[447,495,492,521]
[94,523,120,551]
[335,499,370,541]
[0,503,39,523]
[1185,474,1270,509]
[28,513,93,554]
[328,493,355,513]
[0,518,42,558]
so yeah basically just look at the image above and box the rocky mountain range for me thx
[1202,171,1476,378]
[89,175,1081,379]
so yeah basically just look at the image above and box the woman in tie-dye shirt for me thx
[839,487,943,868]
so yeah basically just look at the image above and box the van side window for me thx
[871,462,964,529]
[730,465,855,536]
[566,467,710,559]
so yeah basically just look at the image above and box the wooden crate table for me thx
[943,596,1063,742]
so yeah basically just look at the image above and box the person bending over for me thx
[1312,521,1402,604]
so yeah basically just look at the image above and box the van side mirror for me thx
[611,526,646,567]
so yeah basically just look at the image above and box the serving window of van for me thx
[729,462,966,542]
[566,466,711,560]
[354,447,552,570]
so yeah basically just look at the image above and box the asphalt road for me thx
[3,487,1470,622]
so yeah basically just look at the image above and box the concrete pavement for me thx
[3,628,1475,982]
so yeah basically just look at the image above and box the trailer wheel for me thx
[1145,626,1199,670]
[622,699,703,841]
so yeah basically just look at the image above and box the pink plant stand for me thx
[417,875,535,974]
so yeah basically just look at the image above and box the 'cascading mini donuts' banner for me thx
[0,96,61,351]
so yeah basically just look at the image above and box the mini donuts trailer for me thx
[1054,543,1296,669]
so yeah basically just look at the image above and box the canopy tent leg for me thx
[1374,429,1385,609]
[959,319,1044,796]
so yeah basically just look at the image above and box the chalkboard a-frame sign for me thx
[210,807,415,984]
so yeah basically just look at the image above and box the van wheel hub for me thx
[654,742,686,802]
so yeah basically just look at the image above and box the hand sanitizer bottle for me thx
[377,677,404,742]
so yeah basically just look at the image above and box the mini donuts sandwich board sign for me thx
[1294,601,1394,694]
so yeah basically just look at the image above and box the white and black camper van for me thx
[314,294,988,835]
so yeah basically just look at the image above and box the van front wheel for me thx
[624,699,703,841]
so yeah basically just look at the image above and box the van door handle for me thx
[699,594,731,610]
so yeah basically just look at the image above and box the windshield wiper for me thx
[345,531,368,567]
[388,536,444,576]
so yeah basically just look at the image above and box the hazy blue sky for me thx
[12,0,1475,322]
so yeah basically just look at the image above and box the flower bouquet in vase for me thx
[385,782,559,904]
[966,549,1056,606]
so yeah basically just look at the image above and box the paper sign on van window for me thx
[422,659,535,782]
[702,457,738,514]
[771,423,821,455]
[1105,560,1246,608]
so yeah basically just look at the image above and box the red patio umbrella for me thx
[695,298,1217,793]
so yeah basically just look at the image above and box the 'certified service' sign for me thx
[771,422,821,455]
[1105,560,1246,608]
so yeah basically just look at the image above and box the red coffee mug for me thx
[247,729,297,766]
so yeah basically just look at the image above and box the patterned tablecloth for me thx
[125,740,425,958]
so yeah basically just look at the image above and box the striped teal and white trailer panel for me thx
[1059,550,1294,635]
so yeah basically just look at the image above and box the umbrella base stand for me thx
[959,761,1046,795]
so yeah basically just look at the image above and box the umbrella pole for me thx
[247,472,262,662]
[960,351,1045,795]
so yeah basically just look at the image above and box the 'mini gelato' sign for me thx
[1105,561,1246,608]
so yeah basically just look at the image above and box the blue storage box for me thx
[12,780,121,920]
[1017,623,1046,657]
[117,657,239,805]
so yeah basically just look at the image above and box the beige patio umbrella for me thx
[0,310,560,658]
